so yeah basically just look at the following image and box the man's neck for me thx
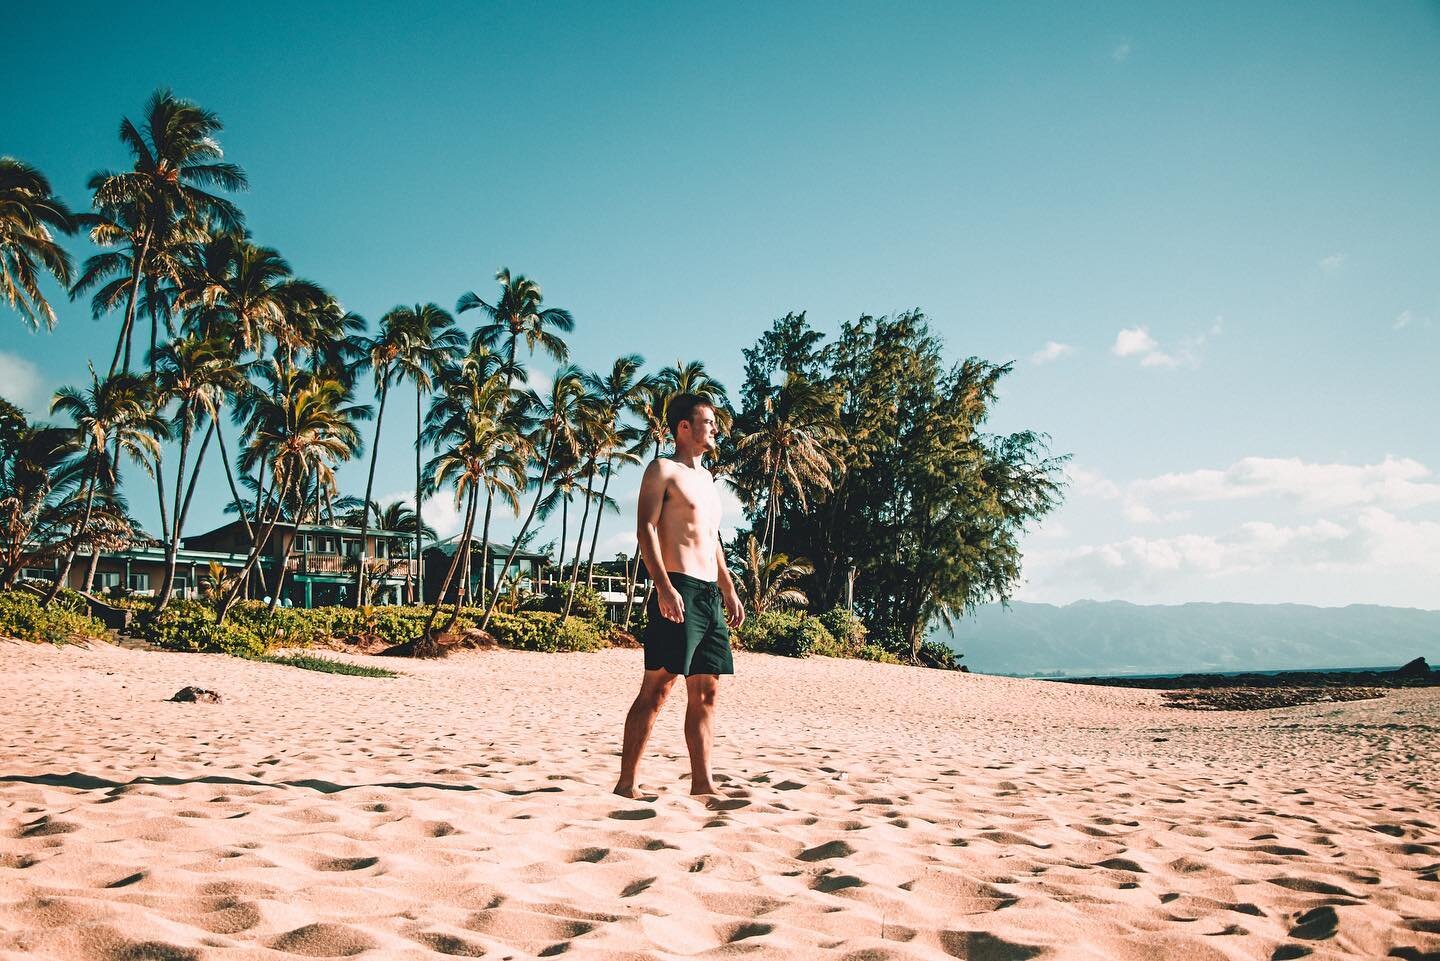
[671,443,707,470]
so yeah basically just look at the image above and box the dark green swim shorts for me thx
[643,571,734,676]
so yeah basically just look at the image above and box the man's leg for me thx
[614,668,678,797]
[684,673,720,795]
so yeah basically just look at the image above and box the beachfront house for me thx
[16,520,417,608]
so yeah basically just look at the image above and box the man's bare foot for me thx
[689,782,720,796]
[613,782,640,798]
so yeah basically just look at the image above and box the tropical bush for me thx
[917,638,964,670]
[139,599,266,658]
[856,643,902,664]
[530,584,607,623]
[0,590,105,644]
[227,602,333,648]
[736,610,836,658]
[486,610,608,652]
[814,608,869,658]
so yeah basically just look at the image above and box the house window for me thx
[96,572,122,589]
[127,572,150,592]
[374,540,388,559]
[21,568,56,582]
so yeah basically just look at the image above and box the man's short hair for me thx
[667,393,715,438]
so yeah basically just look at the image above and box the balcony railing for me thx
[285,554,418,577]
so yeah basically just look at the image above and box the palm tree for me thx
[480,368,586,630]
[0,157,78,328]
[457,269,574,601]
[457,267,574,378]
[44,370,166,605]
[386,303,465,604]
[733,372,844,556]
[422,346,526,605]
[655,359,732,433]
[85,88,246,374]
[581,355,648,588]
[216,374,359,622]
[421,404,527,650]
[736,535,813,616]
[347,315,404,604]
[0,400,83,588]
[149,333,246,609]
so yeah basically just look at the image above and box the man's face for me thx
[684,406,719,451]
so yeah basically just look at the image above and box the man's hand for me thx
[657,583,685,623]
[722,588,745,629]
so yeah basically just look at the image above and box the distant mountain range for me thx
[938,600,1440,677]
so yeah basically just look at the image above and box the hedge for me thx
[0,591,106,645]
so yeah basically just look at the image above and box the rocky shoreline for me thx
[1055,657,1435,710]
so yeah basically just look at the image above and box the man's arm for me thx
[715,536,745,628]
[636,459,684,623]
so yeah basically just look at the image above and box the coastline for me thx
[2,639,1437,959]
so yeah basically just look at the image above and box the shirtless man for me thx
[614,393,745,798]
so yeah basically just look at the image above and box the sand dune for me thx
[1,639,1436,960]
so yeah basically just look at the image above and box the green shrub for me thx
[0,590,105,645]
[228,602,330,648]
[737,610,836,658]
[487,610,609,652]
[857,643,901,664]
[138,600,266,658]
[918,638,963,670]
[816,608,868,656]
[532,584,607,623]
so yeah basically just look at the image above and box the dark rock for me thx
[1162,687,1386,711]
[169,687,222,704]
[1395,656,1431,678]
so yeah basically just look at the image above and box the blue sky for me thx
[4,1,1438,607]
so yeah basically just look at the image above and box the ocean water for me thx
[1026,664,1417,682]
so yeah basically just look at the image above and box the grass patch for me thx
[256,653,400,678]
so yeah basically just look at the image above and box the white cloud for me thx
[1125,455,1440,514]
[1394,310,1412,330]
[381,489,465,541]
[1112,326,1158,358]
[1319,253,1346,272]
[0,351,44,412]
[1112,319,1221,369]
[1066,464,1120,500]
[1030,340,1073,365]
[1111,42,1131,62]
[1022,510,1436,600]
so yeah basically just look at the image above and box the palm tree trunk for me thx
[584,455,615,589]
[414,388,424,606]
[155,410,197,609]
[480,433,559,630]
[441,486,480,634]
[108,232,152,376]
[83,547,101,593]
[354,376,389,606]
[562,466,597,622]
[476,489,494,606]
[214,417,253,542]
[425,488,477,639]
[217,475,295,623]
[43,451,100,606]
[556,491,569,591]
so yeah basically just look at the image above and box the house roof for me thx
[426,534,548,561]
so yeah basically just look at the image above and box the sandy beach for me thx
[1,640,1436,961]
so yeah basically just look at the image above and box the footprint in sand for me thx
[414,931,488,957]
[269,922,377,957]
[620,876,656,897]
[314,855,379,872]
[570,847,610,863]
[608,808,657,821]
[940,930,1045,960]
[798,840,856,862]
